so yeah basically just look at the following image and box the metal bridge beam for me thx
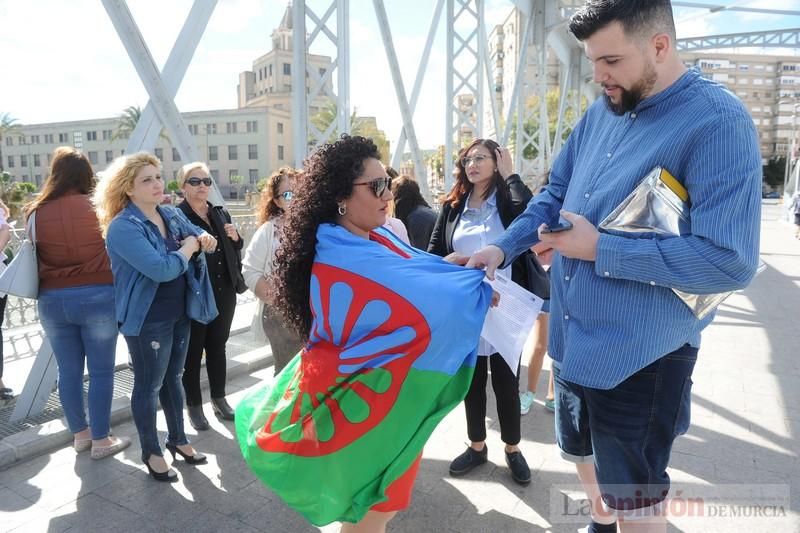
[677,28,800,52]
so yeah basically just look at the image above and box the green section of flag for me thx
[235,360,474,526]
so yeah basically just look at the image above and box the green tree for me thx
[310,100,391,162]
[166,180,181,193]
[0,113,22,172]
[17,182,36,195]
[113,105,169,143]
[509,89,587,161]
[763,156,786,190]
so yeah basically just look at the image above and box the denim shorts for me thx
[553,344,698,514]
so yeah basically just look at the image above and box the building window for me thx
[44,133,54,143]
[7,156,13,168]
[210,169,219,180]
[189,124,199,135]
[102,129,113,140]
[229,169,239,179]
[30,135,40,144]
[206,123,217,135]
[88,151,98,165]
[268,64,273,76]
[59,133,68,143]
[228,145,238,160]
[35,174,41,184]
[249,169,259,184]
[278,145,285,160]
[248,144,258,159]
[172,148,180,161]
[209,146,218,161]
[226,122,238,134]
[105,150,113,163]
[246,120,258,133]
[154,148,163,160]
[20,155,27,167]
[283,63,291,75]
[5,137,12,146]
[33,154,41,167]
[277,122,284,134]
[86,131,97,141]
[319,67,327,77]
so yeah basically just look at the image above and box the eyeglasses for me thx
[280,190,294,201]
[186,177,213,187]
[353,176,392,197]
[461,155,490,167]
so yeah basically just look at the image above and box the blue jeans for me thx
[38,285,118,440]
[125,316,191,461]
[553,344,698,513]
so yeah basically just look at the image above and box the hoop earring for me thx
[337,202,347,216]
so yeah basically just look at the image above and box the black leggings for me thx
[182,287,237,406]
[0,295,5,379]
[464,353,521,445]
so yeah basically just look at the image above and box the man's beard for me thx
[604,62,657,116]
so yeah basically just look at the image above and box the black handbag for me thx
[524,252,550,300]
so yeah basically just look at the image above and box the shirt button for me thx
[564,314,570,320]
[604,271,610,277]
[631,112,637,119]
[584,193,590,199]
[606,152,612,158]
[650,281,656,286]
[565,275,570,281]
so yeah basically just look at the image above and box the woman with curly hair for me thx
[242,166,303,375]
[236,135,495,532]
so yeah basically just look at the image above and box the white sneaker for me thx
[519,391,536,415]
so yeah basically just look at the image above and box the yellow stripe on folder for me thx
[659,168,689,202]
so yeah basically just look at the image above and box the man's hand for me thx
[443,252,470,265]
[531,241,554,267]
[465,245,505,280]
[197,232,218,253]
[538,211,599,261]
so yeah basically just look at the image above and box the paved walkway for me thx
[0,202,798,532]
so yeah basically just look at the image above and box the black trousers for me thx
[261,305,303,376]
[182,286,237,406]
[465,353,521,445]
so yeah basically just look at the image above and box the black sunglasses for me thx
[353,176,392,197]
[186,177,213,187]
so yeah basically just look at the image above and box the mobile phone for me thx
[540,221,573,233]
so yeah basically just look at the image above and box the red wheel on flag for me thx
[256,263,431,456]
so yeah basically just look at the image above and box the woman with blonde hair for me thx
[242,166,302,375]
[28,147,130,459]
[176,161,244,430]
[95,152,217,482]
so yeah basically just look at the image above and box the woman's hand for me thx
[197,232,218,253]
[531,241,554,267]
[180,235,200,258]
[491,290,501,308]
[224,223,240,242]
[443,252,470,265]
[495,146,514,179]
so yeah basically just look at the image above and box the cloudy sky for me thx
[1,0,798,152]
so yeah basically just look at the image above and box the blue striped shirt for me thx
[494,68,761,389]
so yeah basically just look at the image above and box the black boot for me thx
[211,397,235,421]
[187,404,210,431]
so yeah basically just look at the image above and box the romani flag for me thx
[236,223,492,526]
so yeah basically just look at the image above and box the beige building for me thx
[3,3,334,197]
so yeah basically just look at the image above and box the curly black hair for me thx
[270,134,381,339]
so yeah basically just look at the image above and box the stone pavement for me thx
[0,201,798,532]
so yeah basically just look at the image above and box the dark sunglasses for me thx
[186,177,213,187]
[353,176,392,197]
[280,190,294,201]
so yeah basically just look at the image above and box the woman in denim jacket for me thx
[95,152,218,482]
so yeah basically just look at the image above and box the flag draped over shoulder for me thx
[236,223,492,526]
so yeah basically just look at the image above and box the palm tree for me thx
[113,105,169,143]
[0,113,22,172]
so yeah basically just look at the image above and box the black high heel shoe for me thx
[211,397,235,421]
[145,457,178,482]
[166,443,207,465]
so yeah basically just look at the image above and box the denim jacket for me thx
[106,203,218,335]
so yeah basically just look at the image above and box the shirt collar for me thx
[632,67,700,114]
[463,188,497,211]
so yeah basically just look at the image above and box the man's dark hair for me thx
[569,0,676,42]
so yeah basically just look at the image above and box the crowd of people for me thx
[0,1,767,532]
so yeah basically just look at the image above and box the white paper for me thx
[480,273,543,375]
